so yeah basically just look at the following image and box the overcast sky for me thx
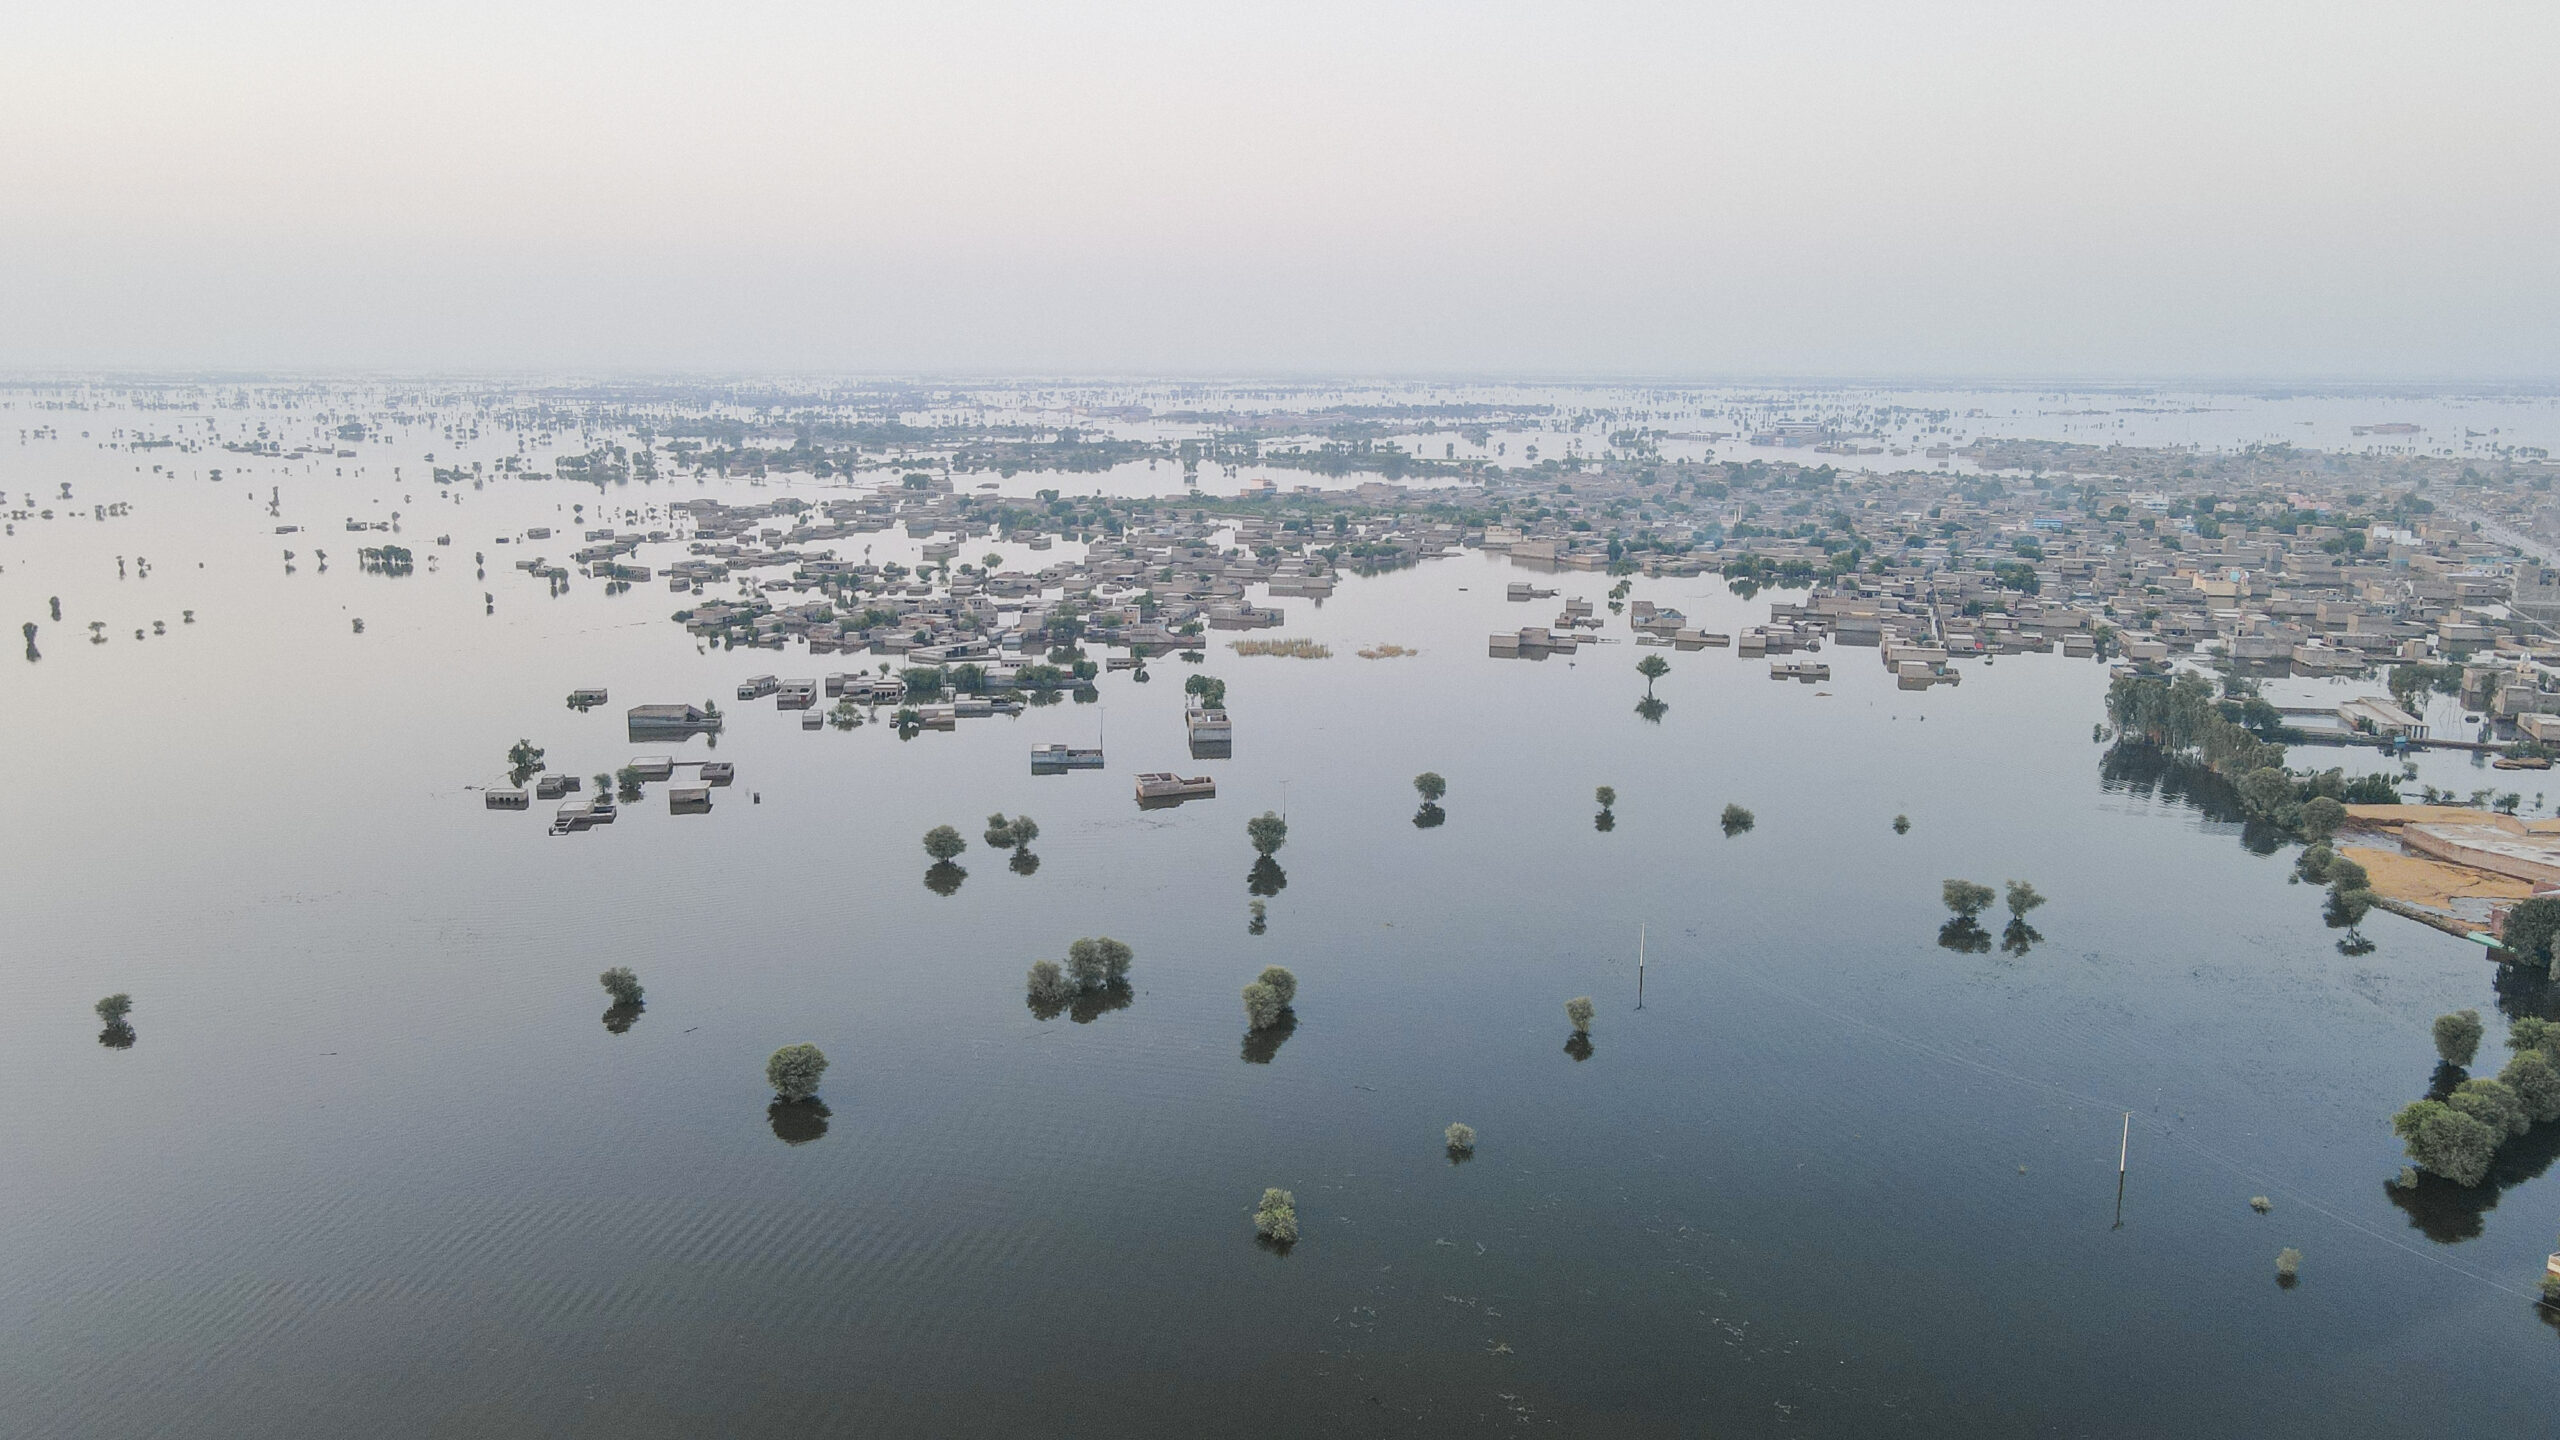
[2,1,2553,380]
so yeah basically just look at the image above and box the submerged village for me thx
[388,390,2560,973]
[20,383,2560,1256]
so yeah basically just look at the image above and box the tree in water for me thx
[2499,895,2560,979]
[1943,880,1995,918]
[2391,1098,2501,1186]
[1565,996,1595,1034]
[2275,1248,2302,1288]
[1253,1187,1299,1247]
[2298,796,2346,843]
[923,825,968,862]
[765,1043,830,1102]
[1025,959,1072,1018]
[600,967,645,1033]
[1720,803,1755,836]
[1636,653,1669,696]
[2325,859,2377,951]
[1999,880,2047,954]
[1412,773,1447,827]
[95,992,135,1049]
[1444,1122,1477,1159]
[1246,811,1288,856]
[505,739,546,788]
[1243,966,1297,1031]
[2433,1009,2484,1068]
[1066,937,1134,990]
[1893,814,1910,834]
[984,813,1039,853]
[986,814,1041,873]
[1247,898,1267,936]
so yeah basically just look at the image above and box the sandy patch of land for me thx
[2338,845,2535,912]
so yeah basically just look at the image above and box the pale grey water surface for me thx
[2,401,2556,1436]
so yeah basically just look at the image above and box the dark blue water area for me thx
[4,506,2557,1436]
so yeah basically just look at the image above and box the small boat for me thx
[1134,772,1215,805]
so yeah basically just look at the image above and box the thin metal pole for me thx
[1636,923,1646,1010]
[2119,1112,2131,1175]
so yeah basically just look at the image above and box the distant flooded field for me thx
[2,388,2554,1438]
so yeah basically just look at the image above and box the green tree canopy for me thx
[2391,1099,2500,1186]
[2432,1009,2483,1068]
[1943,880,1995,918]
[765,1043,829,1101]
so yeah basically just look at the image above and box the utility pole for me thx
[1635,924,1646,1010]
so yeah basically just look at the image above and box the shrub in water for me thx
[600,967,644,1006]
[1565,996,1595,1034]
[94,993,132,1024]
[1444,1122,1476,1154]
[1720,803,1754,836]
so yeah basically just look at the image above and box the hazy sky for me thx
[3,1,2554,379]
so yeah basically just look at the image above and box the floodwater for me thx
[3,401,2556,1437]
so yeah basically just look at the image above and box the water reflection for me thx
[1069,980,1133,1025]
[2492,961,2560,1026]
[98,1020,135,1050]
[1412,803,1445,829]
[767,1097,832,1146]
[1240,1011,1296,1064]
[1594,808,1615,832]
[2384,1120,2560,1243]
[1937,917,1992,954]
[2099,742,2289,854]
[1008,850,1042,876]
[1999,918,2043,956]
[1634,696,1668,724]
[1247,857,1287,897]
[924,861,968,896]
[602,1000,644,1035]
[1563,1032,1594,1062]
